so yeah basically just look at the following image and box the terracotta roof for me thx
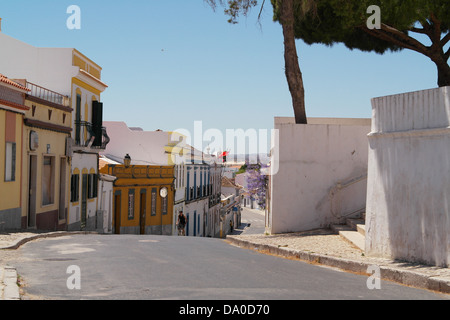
[222,176,242,189]
[0,74,30,91]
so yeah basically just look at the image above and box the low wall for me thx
[365,87,450,267]
[268,117,371,234]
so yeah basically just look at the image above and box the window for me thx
[70,174,80,202]
[151,188,157,216]
[88,173,98,199]
[75,94,81,144]
[162,194,167,215]
[194,170,197,198]
[186,171,190,201]
[128,189,135,219]
[42,156,55,205]
[4,142,16,182]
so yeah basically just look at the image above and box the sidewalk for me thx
[226,228,450,296]
[0,230,95,300]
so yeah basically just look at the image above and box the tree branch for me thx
[257,0,266,20]
[441,32,450,47]
[380,23,430,56]
[361,24,430,57]
[410,27,428,35]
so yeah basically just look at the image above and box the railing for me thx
[186,185,218,204]
[26,82,69,106]
[329,174,368,219]
[73,121,109,149]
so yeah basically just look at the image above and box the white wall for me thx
[102,121,171,165]
[185,200,208,237]
[268,117,371,234]
[0,33,76,95]
[98,175,115,233]
[68,152,98,229]
[365,87,450,267]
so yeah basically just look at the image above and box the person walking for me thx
[177,211,186,236]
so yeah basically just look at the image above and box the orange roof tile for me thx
[0,74,30,91]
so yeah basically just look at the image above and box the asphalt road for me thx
[238,207,266,235]
[11,234,449,301]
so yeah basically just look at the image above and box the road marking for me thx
[47,243,96,255]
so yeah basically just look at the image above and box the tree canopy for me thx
[272,0,450,86]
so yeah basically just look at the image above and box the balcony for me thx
[186,184,215,203]
[26,82,69,107]
[73,121,110,150]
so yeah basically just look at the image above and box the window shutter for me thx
[92,101,103,147]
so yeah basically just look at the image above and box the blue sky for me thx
[0,0,440,138]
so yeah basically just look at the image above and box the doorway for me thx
[81,174,88,229]
[114,191,121,234]
[140,190,146,235]
[58,158,67,222]
[28,155,37,228]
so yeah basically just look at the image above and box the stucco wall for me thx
[365,87,450,267]
[0,33,76,95]
[185,200,209,237]
[268,117,371,234]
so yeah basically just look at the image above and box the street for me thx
[8,232,448,301]
[238,207,266,235]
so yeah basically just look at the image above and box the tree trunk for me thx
[280,0,308,124]
[435,60,450,87]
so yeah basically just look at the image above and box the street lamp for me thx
[124,154,131,168]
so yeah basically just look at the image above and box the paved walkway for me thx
[1,228,450,299]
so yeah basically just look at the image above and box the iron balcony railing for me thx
[26,82,69,106]
[74,121,109,149]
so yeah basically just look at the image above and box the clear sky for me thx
[0,1,440,141]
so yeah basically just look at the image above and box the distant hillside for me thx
[226,153,270,165]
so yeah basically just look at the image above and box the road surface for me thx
[9,234,449,301]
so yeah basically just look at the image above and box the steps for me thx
[331,216,366,251]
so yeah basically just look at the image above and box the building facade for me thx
[0,32,109,232]
[67,50,109,231]
[208,162,222,238]
[184,163,210,237]
[100,162,174,235]
[20,80,72,230]
[0,74,29,230]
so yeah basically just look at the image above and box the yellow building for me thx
[100,158,175,235]
[18,80,72,230]
[0,30,110,231]
[0,74,29,230]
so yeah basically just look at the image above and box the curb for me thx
[0,266,20,300]
[0,231,99,251]
[226,235,450,295]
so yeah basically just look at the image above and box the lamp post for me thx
[124,154,131,168]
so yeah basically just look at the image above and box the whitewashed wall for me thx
[268,117,371,234]
[365,87,450,267]
[68,152,98,230]
[0,33,76,95]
